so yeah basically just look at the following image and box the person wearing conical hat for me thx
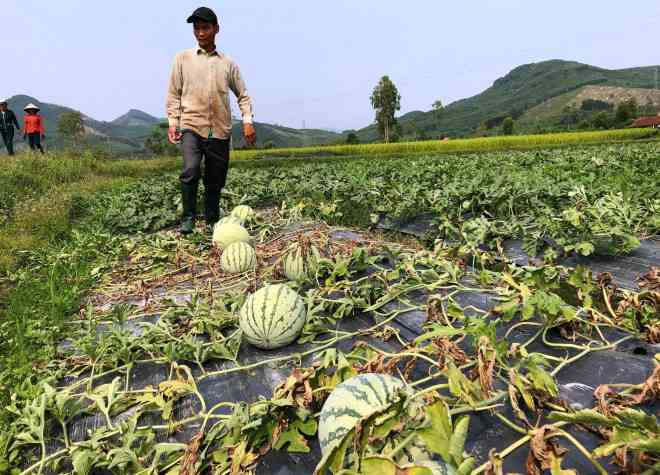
[23,103,45,153]
[0,99,21,156]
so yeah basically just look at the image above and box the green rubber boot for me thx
[204,187,222,234]
[180,182,198,235]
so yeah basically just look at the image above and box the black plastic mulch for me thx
[53,221,659,475]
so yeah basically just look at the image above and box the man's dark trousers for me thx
[1,128,15,155]
[180,131,230,224]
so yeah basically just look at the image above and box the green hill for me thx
[231,121,340,148]
[111,109,161,128]
[5,95,341,153]
[518,85,660,130]
[356,60,660,141]
[5,95,153,153]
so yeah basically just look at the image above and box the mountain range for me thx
[353,60,660,141]
[4,95,342,153]
[5,59,659,152]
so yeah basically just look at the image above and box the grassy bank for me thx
[0,152,178,274]
[0,153,182,416]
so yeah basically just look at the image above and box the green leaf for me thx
[417,401,452,461]
[371,413,403,442]
[360,456,397,475]
[313,428,353,475]
[273,418,318,453]
[71,449,98,475]
[633,437,660,454]
[493,299,519,318]
[457,457,475,475]
[153,442,186,459]
[414,325,462,344]
[449,416,470,466]
[549,409,614,426]
[361,457,433,475]
[107,447,138,469]
[574,242,595,256]
[617,408,660,433]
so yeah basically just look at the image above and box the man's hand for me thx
[168,125,182,144]
[41,134,46,140]
[243,123,256,147]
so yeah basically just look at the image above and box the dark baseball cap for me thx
[187,7,218,25]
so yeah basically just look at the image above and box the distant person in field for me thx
[0,99,21,156]
[23,103,45,153]
[166,6,256,235]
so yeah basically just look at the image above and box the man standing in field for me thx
[167,6,256,235]
[0,99,21,156]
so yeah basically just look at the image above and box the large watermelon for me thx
[212,222,251,250]
[239,284,306,350]
[231,205,256,223]
[221,242,256,274]
[318,373,406,455]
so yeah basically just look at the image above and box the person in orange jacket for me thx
[23,103,45,153]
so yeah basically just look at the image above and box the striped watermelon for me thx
[318,373,406,455]
[212,223,251,250]
[282,244,320,281]
[231,205,256,223]
[220,242,256,274]
[216,215,243,227]
[239,284,306,350]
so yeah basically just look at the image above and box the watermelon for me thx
[282,243,320,281]
[212,222,251,250]
[239,284,306,350]
[216,215,243,227]
[231,205,256,223]
[318,373,406,455]
[220,242,256,274]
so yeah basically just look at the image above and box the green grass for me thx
[0,152,178,274]
[230,128,658,160]
[0,152,181,419]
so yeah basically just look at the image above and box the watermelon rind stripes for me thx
[220,242,256,274]
[318,373,406,455]
[213,222,251,250]
[231,205,255,223]
[239,284,307,350]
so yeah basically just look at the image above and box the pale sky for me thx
[3,1,659,131]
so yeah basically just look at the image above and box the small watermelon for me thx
[282,243,320,281]
[216,215,243,227]
[212,223,251,250]
[221,242,256,274]
[318,373,406,455]
[231,205,256,223]
[239,284,306,350]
